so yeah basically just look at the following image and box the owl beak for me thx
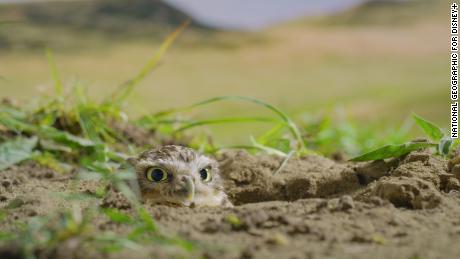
[177,175,195,204]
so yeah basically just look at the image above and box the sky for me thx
[0,0,368,30]
[163,0,367,30]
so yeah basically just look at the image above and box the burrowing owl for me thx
[128,145,232,207]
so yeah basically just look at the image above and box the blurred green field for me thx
[0,0,449,146]
[0,2,454,258]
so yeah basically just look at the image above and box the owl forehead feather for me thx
[135,145,215,169]
[139,145,195,161]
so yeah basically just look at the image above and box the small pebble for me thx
[339,195,355,211]
[265,233,289,246]
[44,171,54,179]
[27,209,38,217]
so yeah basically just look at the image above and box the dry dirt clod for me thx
[220,150,361,205]
[451,164,460,180]
[338,195,355,211]
[1,150,460,259]
[402,151,432,164]
[100,190,132,210]
[372,177,442,209]
[1,180,11,188]
[354,158,399,185]
[26,208,38,217]
[440,173,460,192]
[448,147,460,171]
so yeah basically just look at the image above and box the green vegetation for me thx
[351,114,453,161]
[0,0,447,144]
[0,136,38,170]
[1,43,446,256]
[0,22,319,257]
[0,24,195,258]
[311,0,447,26]
[0,1,451,257]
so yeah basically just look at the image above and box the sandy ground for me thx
[1,150,460,259]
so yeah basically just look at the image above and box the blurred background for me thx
[0,0,449,147]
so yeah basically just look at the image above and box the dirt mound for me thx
[218,150,360,205]
[353,151,460,209]
[1,150,460,259]
[219,150,457,210]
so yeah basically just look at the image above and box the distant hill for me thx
[0,0,444,32]
[0,0,198,31]
[0,0,445,50]
[0,0,369,31]
[0,0,205,50]
[318,0,445,26]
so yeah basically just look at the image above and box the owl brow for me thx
[160,158,194,173]
[200,164,212,170]
[137,160,169,172]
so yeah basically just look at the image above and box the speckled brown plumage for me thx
[129,145,232,207]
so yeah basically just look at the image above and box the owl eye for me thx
[146,167,168,182]
[199,168,212,182]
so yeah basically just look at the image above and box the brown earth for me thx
[1,150,460,259]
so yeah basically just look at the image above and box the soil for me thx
[1,150,460,259]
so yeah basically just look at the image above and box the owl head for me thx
[128,145,231,207]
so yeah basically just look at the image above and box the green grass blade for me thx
[257,123,285,145]
[194,96,305,149]
[438,138,453,156]
[110,21,189,104]
[212,145,269,153]
[0,106,96,148]
[38,125,95,147]
[273,150,294,175]
[191,96,289,119]
[0,136,38,170]
[137,207,157,233]
[412,113,444,141]
[175,116,279,132]
[0,106,27,120]
[0,111,35,133]
[45,48,64,97]
[250,136,287,157]
[102,208,133,224]
[156,95,305,150]
[210,141,289,156]
[350,142,437,161]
